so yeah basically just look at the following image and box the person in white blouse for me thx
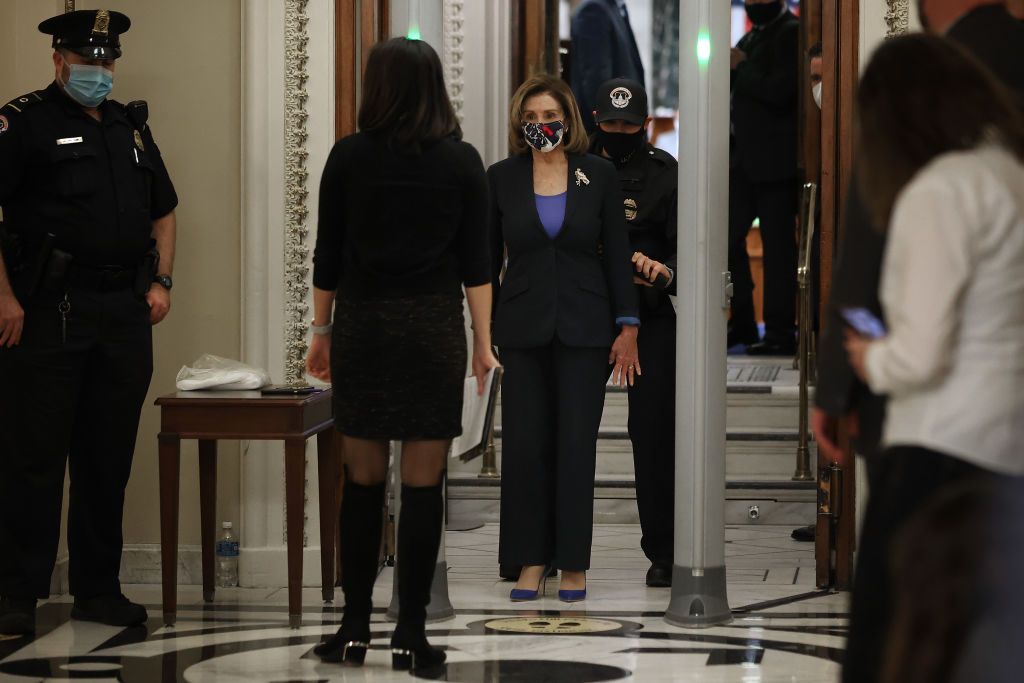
[838,34,1024,683]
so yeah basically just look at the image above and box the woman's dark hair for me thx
[358,37,461,153]
[856,33,1024,229]
[881,478,1024,683]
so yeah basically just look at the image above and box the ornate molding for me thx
[283,0,311,386]
[885,0,911,38]
[64,1,75,12]
[443,0,466,121]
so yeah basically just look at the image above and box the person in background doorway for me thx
[571,0,646,133]
[790,40,824,545]
[590,78,679,587]
[809,42,823,110]
[728,0,800,355]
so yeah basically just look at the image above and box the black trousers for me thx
[842,446,1003,683]
[498,340,609,571]
[0,287,152,600]
[728,168,798,344]
[627,313,675,565]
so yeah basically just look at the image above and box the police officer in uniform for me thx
[0,10,177,635]
[591,79,678,587]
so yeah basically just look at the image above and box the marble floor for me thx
[0,524,847,682]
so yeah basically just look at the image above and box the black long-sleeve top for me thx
[312,132,491,299]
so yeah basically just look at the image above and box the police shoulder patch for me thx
[1,91,46,134]
[2,90,45,116]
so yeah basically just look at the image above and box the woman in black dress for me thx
[305,38,498,671]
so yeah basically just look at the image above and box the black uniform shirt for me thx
[0,82,177,267]
[591,139,678,315]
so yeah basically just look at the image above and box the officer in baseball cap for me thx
[591,78,680,588]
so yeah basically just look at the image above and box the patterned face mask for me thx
[523,120,566,153]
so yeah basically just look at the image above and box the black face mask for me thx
[745,0,784,26]
[598,128,647,164]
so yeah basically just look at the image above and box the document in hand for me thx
[451,367,503,459]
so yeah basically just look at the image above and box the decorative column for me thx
[239,0,334,587]
[284,1,311,386]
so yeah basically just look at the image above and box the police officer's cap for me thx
[39,9,131,61]
[594,78,648,126]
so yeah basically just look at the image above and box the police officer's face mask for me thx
[598,128,646,164]
[59,56,114,108]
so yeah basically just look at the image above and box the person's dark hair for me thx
[856,34,1024,229]
[358,37,462,153]
[808,42,822,59]
[881,478,1024,683]
[856,34,1024,228]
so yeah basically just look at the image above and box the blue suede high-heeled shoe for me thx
[510,565,551,602]
[558,574,587,603]
[558,588,587,602]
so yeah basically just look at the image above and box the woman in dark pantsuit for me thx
[305,38,498,671]
[490,74,640,602]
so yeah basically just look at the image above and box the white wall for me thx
[0,1,242,589]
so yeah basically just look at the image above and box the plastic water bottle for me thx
[216,521,239,588]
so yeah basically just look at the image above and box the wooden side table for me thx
[156,389,338,628]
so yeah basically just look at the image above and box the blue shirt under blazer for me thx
[488,153,640,349]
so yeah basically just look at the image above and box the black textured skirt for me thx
[330,292,467,440]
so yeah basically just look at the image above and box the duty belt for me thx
[66,263,137,291]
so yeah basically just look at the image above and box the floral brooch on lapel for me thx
[575,168,590,187]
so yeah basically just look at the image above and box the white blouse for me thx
[864,144,1024,475]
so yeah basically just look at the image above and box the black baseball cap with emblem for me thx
[594,78,648,126]
[38,9,131,60]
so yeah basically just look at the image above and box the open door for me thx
[336,0,390,140]
[815,0,859,590]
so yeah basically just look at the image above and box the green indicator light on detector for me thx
[697,33,712,65]
[407,25,421,40]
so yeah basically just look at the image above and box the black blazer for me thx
[948,5,1024,106]
[488,153,639,349]
[571,0,646,133]
[815,6,1024,460]
[730,11,800,183]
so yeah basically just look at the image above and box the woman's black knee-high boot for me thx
[390,482,447,671]
[314,480,385,665]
